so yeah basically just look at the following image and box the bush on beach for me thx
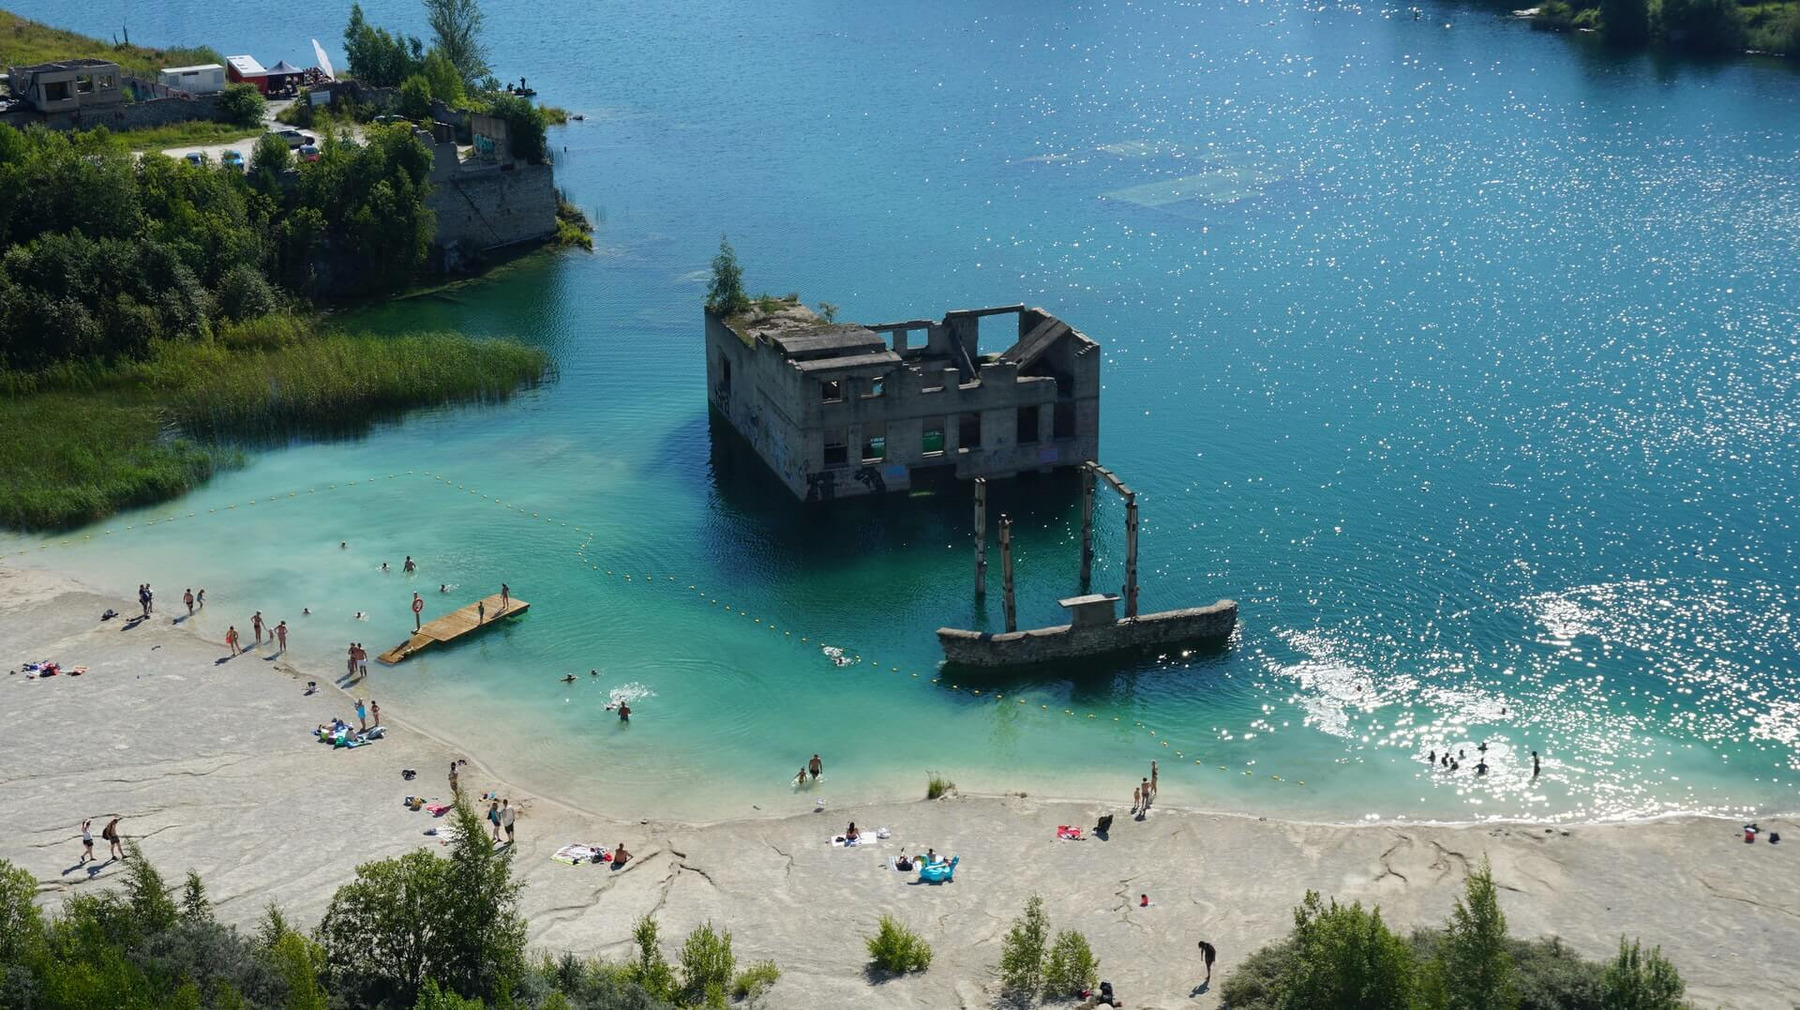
[866,914,933,975]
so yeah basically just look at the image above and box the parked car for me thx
[183,152,207,166]
[221,150,245,171]
[272,128,316,149]
[297,144,321,163]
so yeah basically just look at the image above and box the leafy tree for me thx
[1277,892,1417,1010]
[1438,858,1517,1010]
[995,894,1050,1004]
[678,921,735,1008]
[316,847,450,1005]
[625,915,678,1001]
[217,83,267,128]
[270,930,331,1010]
[218,262,280,321]
[251,132,293,177]
[343,3,425,87]
[436,796,526,999]
[1043,929,1100,996]
[401,75,434,120]
[180,870,211,922]
[425,0,492,86]
[1600,0,1652,46]
[1599,939,1685,1010]
[705,235,747,315]
[423,49,466,107]
[413,978,490,1009]
[122,841,180,940]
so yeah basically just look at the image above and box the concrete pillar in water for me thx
[1079,462,1096,588]
[1000,514,1017,633]
[1123,492,1139,618]
[974,477,988,598]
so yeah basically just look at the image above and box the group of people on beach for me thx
[1132,760,1159,818]
[346,643,369,679]
[224,609,288,657]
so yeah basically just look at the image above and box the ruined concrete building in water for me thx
[705,299,1100,500]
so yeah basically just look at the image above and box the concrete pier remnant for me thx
[704,298,1100,501]
[937,597,1238,669]
[1000,514,1017,633]
[974,477,988,598]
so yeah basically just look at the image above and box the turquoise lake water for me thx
[9,0,1800,823]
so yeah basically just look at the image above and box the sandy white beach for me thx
[2,566,1795,1008]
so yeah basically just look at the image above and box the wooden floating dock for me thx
[378,594,529,665]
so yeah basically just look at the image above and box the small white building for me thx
[158,63,226,94]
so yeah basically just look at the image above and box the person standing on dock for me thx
[412,593,424,632]
[477,600,486,624]
[500,583,511,612]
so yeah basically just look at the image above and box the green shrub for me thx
[216,264,280,321]
[866,915,933,974]
[705,235,747,315]
[1507,937,1603,1010]
[1218,938,1296,1010]
[1276,891,1416,1010]
[626,915,679,1001]
[217,83,267,127]
[730,960,780,1000]
[996,895,1050,1002]
[678,921,735,1007]
[925,772,955,799]
[1600,939,1685,1009]
[400,75,434,120]
[1437,858,1517,1010]
[1043,929,1100,997]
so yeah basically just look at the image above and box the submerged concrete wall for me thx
[937,600,1238,668]
[427,161,557,271]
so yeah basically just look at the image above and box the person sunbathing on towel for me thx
[612,843,631,866]
[844,822,860,843]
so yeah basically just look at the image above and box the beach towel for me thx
[551,844,610,865]
[831,834,872,847]
[1057,825,1084,840]
[425,803,452,816]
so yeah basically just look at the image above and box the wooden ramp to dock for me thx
[378,594,529,665]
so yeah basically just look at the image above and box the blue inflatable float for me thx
[917,855,958,884]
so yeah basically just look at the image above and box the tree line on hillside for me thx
[1529,0,1800,57]
[0,799,778,1009]
[0,120,433,373]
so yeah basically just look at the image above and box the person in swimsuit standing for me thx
[809,754,823,782]
[225,626,240,655]
[252,611,264,646]
[275,621,288,652]
[184,589,194,616]
[79,819,95,864]
[500,583,510,611]
[1197,939,1218,985]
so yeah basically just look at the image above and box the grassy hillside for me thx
[0,10,221,76]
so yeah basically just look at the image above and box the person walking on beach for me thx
[196,588,205,608]
[809,754,823,782]
[184,589,194,616]
[412,593,424,632]
[145,585,154,615]
[252,611,264,646]
[1132,782,1143,817]
[488,800,502,840]
[101,817,124,860]
[1141,777,1153,813]
[355,698,368,732]
[449,762,461,794]
[138,585,150,618]
[500,583,510,612]
[276,620,288,652]
[225,626,241,655]
[1197,939,1217,985]
[501,799,515,843]
[79,819,95,865]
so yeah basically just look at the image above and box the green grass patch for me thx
[0,11,221,78]
[925,771,956,799]
[115,121,262,153]
[538,104,571,126]
[1,324,548,530]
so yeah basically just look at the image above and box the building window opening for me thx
[1017,404,1041,444]
[1053,402,1076,439]
[863,376,885,399]
[861,422,886,462]
[76,74,94,94]
[45,81,71,102]
[719,356,732,395]
[922,419,946,456]
[958,412,982,450]
[824,428,848,468]
[821,380,843,403]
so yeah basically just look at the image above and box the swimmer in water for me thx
[340,541,347,549]
[794,766,808,786]
[380,562,390,572]
[589,668,599,677]
[617,702,631,722]
[560,674,576,684]
[302,607,311,615]
[440,584,448,593]
[354,611,366,621]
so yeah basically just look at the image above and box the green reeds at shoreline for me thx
[1,328,549,531]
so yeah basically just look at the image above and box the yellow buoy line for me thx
[11,469,1303,789]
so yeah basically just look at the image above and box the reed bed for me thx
[2,330,548,530]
